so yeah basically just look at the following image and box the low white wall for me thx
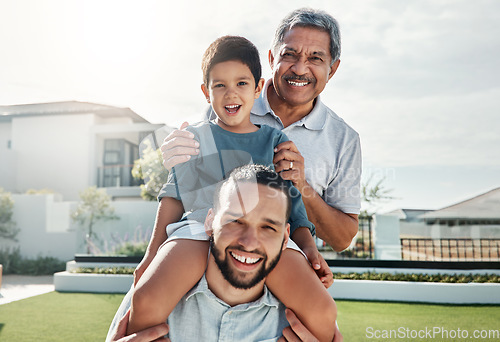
[329,279,500,304]
[0,194,77,260]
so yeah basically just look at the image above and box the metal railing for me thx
[401,238,500,261]
[336,216,374,259]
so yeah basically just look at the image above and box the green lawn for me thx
[0,292,499,341]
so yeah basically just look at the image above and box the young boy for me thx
[127,36,336,341]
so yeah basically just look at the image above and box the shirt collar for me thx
[186,274,281,310]
[255,79,328,131]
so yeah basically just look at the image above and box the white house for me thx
[0,101,170,259]
[387,188,500,239]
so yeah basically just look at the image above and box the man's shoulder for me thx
[184,120,214,136]
[319,101,359,139]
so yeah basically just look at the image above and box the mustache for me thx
[283,74,315,83]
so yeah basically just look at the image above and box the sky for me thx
[1,0,499,213]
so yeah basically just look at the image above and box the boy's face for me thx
[202,60,264,133]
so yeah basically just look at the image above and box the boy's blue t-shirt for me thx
[158,121,314,236]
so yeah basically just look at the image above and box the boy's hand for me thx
[302,246,334,288]
[160,121,200,171]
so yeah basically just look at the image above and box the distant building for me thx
[386,188,500,238]
[0,101,166,200]
[0,101,169,259]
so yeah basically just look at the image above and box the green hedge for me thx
[70,266,500,283]
[0,248,66,275]
[332,272,500,283]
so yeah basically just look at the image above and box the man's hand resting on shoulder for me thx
[160,122,199,171]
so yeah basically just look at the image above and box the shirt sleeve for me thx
[324,134,362,215]
[275,130,315,236]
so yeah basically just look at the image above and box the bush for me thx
[112,241,148,257]
[0,247,66,275]
[332,272,500,283]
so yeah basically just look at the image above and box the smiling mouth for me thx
[225,104,241,114]
[287,80,310,87]
[230,251,261,265]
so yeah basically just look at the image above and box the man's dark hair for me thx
[213,164,292,220]
[201,35,262,88]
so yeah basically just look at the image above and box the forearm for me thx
[298,182,358,252]
[291,227,317,253]
[147,197,184,254]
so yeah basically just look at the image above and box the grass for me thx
[337,301,500,341]
[0,293,499,341]
[0,292,123,341]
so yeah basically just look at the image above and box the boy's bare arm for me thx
[291,227,333,288]
[134,197,184,284]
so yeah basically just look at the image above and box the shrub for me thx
[332,272,500,283]
[0,247,66,275]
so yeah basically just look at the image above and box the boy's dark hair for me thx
[202,35,262,88]
[213,164,292,221]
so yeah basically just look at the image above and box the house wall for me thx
[0,194,78,260]
[0,194,158,261]
[0,122,17,192]
[11,114,95,200]
[400,221,500,238]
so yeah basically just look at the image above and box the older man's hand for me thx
[160,122,199,171]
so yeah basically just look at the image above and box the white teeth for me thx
[230,251,260,264]
[288,80,308,87]
[226,105,240,108]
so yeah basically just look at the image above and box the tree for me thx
[131,140,169,201]
[360,175,396,217]
[0,188,19,240]
[71,186,119,254]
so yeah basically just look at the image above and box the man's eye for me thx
[264,225,277,232]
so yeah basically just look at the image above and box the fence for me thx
[336,216,374,259]
[401,238,500,261]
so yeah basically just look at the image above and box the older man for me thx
[107,165,341,341]
[162,8,361,252]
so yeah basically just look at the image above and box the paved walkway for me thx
[0,275,55,305]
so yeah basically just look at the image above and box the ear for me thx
[254,78,265,99]
[282,223,290,252]
[327,59,341,82]
[201,83,210,103]
[268,49,275,69]
[204,208,215,235]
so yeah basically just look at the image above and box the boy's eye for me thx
[214,84,224,88]
[237,81,248,86]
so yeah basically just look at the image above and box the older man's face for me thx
[209,181,289,289]
[269,26,339,108]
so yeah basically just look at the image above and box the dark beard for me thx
[209,235,285,289]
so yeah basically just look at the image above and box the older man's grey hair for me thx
[271,8,341,65]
